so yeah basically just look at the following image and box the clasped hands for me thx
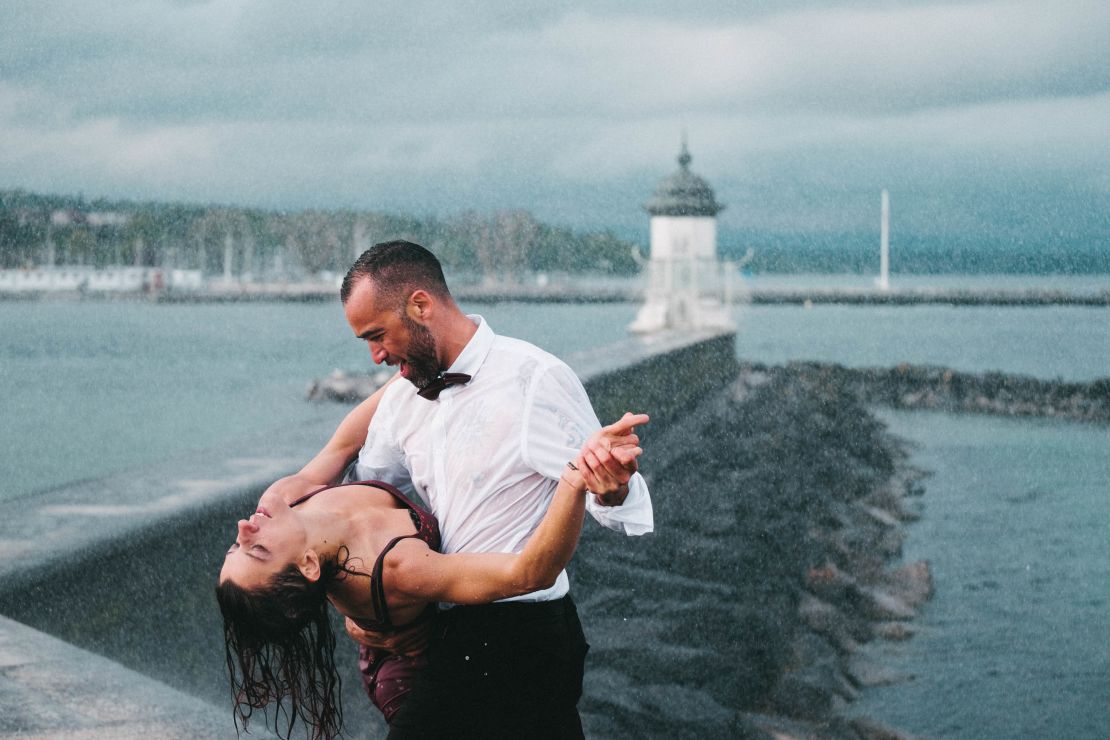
[574,411,649,508]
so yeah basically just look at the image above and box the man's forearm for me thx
[291,426,363,485]
[293,448,358,486]
[295,379,392,484]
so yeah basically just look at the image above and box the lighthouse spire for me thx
[678,130,691,170]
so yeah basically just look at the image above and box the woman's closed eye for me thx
[226,543,270,558]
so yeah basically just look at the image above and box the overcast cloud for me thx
[1,0,1108,244]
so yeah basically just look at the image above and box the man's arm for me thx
[522,362,654,536]
[387,415,645,606]
[268,375,396,501]
[343,423,647,653]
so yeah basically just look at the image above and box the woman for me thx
[216,410,647,740]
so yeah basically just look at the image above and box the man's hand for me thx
[262,474,319,506]
[345,616,430,656]
[578,412,648,507]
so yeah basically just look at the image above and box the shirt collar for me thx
[444,314,494,378]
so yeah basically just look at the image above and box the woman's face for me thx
[219,487,311,590]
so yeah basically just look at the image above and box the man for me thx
[279,240,652,737]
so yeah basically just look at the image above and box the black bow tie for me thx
[417,372,472,401]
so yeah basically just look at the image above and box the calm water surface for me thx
[736,303,1109,380]
[853,410,1110,739]
[0,300,636,502]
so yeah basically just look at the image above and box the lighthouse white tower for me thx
[877,189,891,291]
[630,139,734,333]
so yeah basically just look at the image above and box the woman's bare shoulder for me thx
[380,536,437,577]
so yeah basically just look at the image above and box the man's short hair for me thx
[340,240,451,309]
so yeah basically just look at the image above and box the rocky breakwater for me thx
[753,361,1110,423]
[571,366,931,739]
[306,368,392,402]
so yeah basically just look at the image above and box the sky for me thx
[1,0,1108,246]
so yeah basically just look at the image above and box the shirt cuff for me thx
[585,472,654,536]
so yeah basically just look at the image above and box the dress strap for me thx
[288,478,437,630]
[370,533,422,629]
[289,478,425,510]
[346,479,428,515]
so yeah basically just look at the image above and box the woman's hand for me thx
[345,616,430,656]
[577,412,648,506]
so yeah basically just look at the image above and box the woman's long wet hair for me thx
[216,548,363,740]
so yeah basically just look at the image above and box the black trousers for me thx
[387,594,589,739]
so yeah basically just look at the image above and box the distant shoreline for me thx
[3,284,1109,306]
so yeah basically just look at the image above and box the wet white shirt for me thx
[354,315,653,603]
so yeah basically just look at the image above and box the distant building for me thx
[50,210,130,228]
[629,139,736,333]
[0,266,202,294]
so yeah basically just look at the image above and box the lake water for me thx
[736,303,1109,380]
[2,274,1108,738]
[853,410,1110,738]
[0,300,637,503]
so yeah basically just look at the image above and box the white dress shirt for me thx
[354,315,654,603]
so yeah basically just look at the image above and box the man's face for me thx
[344,278,442,389]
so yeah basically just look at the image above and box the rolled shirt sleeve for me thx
[522,362,654,536]
[585,471,653,536]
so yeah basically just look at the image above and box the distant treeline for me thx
[6,189,1105,278]
[0,189,640,279]
[719,229,1110,274]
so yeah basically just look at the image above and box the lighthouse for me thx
[630,139,734,333]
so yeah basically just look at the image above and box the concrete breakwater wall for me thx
[0,425,342,737]
[753,360,1110,423]
[0,614,238,738]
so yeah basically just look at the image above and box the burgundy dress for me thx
[290,479,441,724]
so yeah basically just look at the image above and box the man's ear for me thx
[406,289,433,322]
[298,549,322,583]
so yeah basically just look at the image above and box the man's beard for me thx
[400,315,442,390]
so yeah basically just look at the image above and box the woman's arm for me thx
[387,413,648,606]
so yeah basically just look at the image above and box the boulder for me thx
[769,668,837,721]
[882,561,933,608]
[845,655,913,688]
[863,505,900,528]
[874,621,916,641]
[805,562,857,603]
[798,595,867,651]
[849,715,916,740]
[854,588,915,621]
